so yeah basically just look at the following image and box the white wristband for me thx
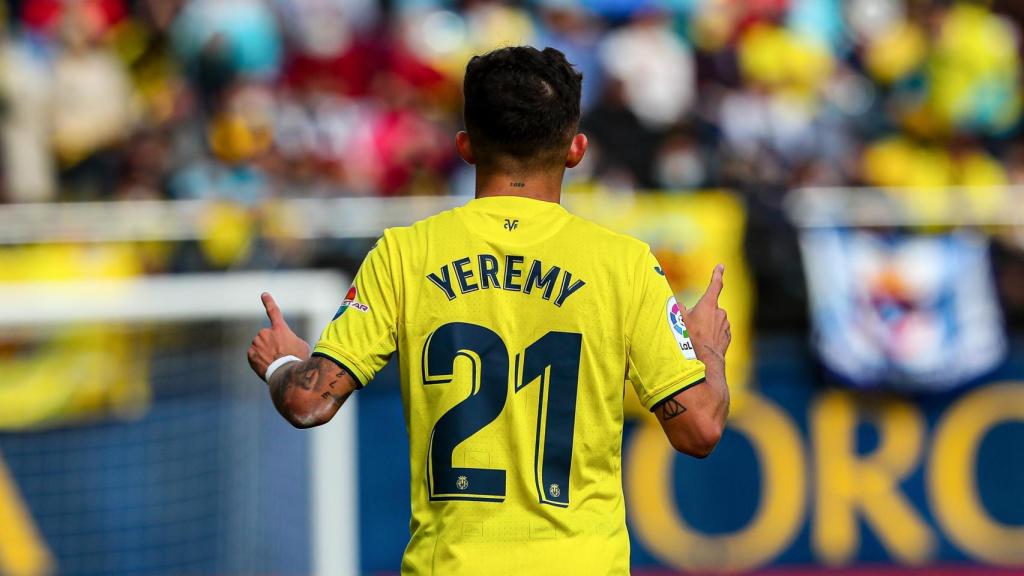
[265,355,302,383]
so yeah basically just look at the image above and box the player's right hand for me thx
[682,264,731,367]
[247,292,311,379]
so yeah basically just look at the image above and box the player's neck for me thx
[474,170,564,203]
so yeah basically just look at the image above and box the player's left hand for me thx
[682,264,731,368]
[247,292,311,379]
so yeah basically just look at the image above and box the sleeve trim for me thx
[641,368,706,411]
[648,377,707,412]
[311,343,372,389]
[310,352,365,389]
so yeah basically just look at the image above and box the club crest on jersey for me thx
[333,286,370,319]
[667,297,697,360]
[549,483,560,498]
[456,476,469,491]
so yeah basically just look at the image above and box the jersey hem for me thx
[311,343,372,388]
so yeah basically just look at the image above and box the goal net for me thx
[0,272,356,576]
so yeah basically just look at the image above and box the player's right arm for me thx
[248,232,401,428]
[247,293,360,428]
[267,356,359,428]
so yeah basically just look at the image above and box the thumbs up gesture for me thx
[247,292,311,379]
[682,265,731,367]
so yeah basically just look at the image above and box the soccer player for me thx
[247,46,731,575]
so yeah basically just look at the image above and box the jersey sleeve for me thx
[312,232,400,388]
[626,250,706,411]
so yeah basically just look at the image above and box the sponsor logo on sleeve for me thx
[667,296,697,360]
[332,286,370,319]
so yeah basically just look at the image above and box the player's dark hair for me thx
[463,46,582,169]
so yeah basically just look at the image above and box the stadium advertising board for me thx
[621,371,1023,572]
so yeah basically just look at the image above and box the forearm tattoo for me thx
[296,363,319,390]
[701,344,726,363]
[319,366,350,406]
[658,398,688,421]
[272,357,352,408]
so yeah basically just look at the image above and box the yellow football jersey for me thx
[313,196,705,576]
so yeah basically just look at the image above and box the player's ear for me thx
[565,133,588,168]
[456,131,476,165]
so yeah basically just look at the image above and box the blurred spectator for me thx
[20,0,127,37]
[51,1,135,199]
[171,0,283,82]
[0,30,55,201]
[654,129,707,190]
[169,82,275,203]
[598,9,695,129]
[582,79,662,190]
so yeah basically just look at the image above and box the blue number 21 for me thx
[422,322,582,507]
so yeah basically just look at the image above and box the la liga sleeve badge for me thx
[667,296,697,360]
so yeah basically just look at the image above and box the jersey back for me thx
[313,196,705,576]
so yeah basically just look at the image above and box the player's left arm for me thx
[652,268,731,457]
[247,292,358,428]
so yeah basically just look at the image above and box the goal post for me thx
[0,271,356,576]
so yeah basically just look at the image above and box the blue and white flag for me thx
[800,229,1005,391]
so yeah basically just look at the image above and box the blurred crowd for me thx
[1,0,1024,204]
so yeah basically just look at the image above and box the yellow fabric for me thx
[861,137,1010,223]
[0,244,151,430]
[199,201,255,267]
[928,3,1021,132]
[315,196,705,576]
[866,22,927,84]
[738,23,832,100]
